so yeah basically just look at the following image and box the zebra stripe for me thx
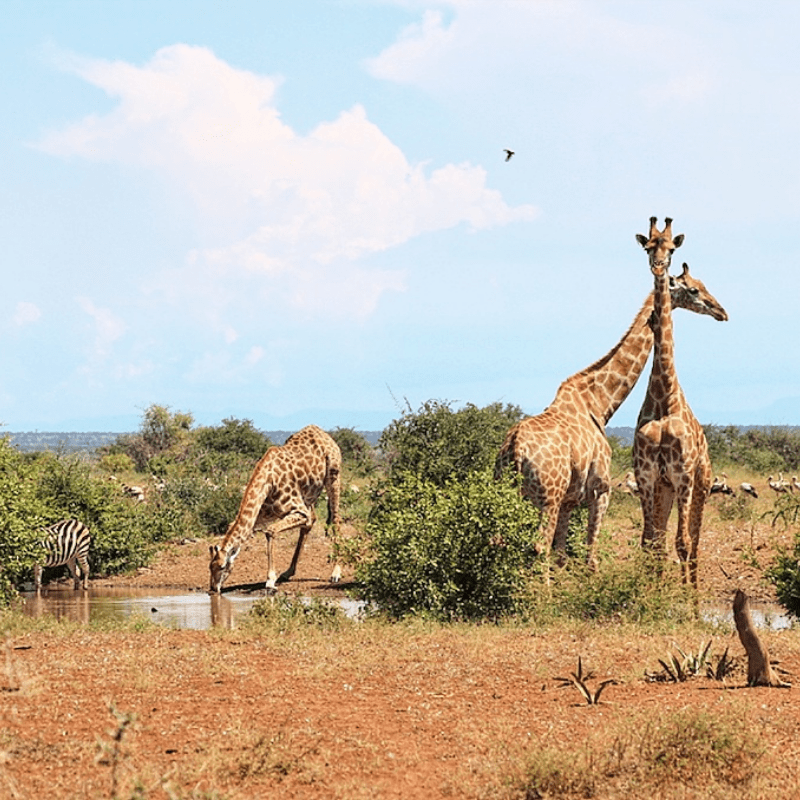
[34,519,92,591]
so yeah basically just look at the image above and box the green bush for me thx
[539,551,695,625]
[704,424,799,473]
[379,399,524,486]
[34,453,176,577]
[329,427,377,476]
[767,520,800,617]
[355,468,543,621]
[194,417,272,466]
[0,438,50,602]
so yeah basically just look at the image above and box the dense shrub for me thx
[767,497,800,617]
[0,439,50,603]
[102,404,195,471]
[355,468,543,621]
[540,552,695,625]
[34,453,178,577]
[329,427,377,476]
[194,417,272,466]
[379,400,524,486]
[704,424,800,473]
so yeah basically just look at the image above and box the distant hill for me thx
[5,426,798,453]
[3,429,383,453]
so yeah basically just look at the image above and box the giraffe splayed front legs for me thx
[208,425,342,594]
[633,218,728,593]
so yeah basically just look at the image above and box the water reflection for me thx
[702,599,794,631]
[21,587,263,630]
[20,587,365,630]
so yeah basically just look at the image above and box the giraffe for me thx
[633,217,728,592]
[495,260,727,570]
[209,425,342,594]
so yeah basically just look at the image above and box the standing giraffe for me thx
[495,261,728,569]
[633,218,727,592]
[209,425,342,594]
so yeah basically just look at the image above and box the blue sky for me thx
[1,0,798,433]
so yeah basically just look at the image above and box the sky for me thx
[1,0,799,433]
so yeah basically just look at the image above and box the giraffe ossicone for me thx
[208,425,342,594]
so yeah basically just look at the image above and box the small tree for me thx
[194,417,272,461]
[356,468,543,620]
[0,438,49,603]
[379,399,524,486]
[329,427,376,476]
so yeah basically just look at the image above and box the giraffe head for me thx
[636,216,684,276]
[670,263,728,322]
[208,543,239,593]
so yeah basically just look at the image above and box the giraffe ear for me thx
[635,233,649,248]
[227,547,240,567]
[673,233,685,248]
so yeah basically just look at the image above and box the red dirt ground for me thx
[2,511,800,799]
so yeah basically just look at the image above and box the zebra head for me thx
[208,544,239,594]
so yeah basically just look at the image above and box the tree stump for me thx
[732,589,790,688]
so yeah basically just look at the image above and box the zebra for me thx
[34,519,92,591]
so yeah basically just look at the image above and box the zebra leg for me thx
[77,554,90,590]
[66,556,80,590]
[34,564,42,592]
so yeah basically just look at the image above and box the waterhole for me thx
[18,588,793,631]
[19,586,364,630]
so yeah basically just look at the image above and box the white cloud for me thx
[365,1,715,105]
[12,301,41,326]
[37,44,536,323]
[77,296,125,359]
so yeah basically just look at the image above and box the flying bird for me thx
[503,149,515,161]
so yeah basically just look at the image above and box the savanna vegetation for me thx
[3,406,800,799]
[3,404,800,621]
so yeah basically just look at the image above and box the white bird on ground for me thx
[616,471,640,497]
[710,473,735,496]
[739,482,759,499]
[768,475,789,494]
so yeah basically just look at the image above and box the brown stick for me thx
[732,589,790,687]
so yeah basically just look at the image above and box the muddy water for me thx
[19,588,794,631]
[20,587,364,630]
[701,599,795,631]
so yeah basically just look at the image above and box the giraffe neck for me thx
[640,266,680,420]
[220,452,274,552]
[555,292,658,425]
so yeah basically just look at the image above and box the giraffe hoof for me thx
[330,565,342,583]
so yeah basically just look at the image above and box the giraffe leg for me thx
[324,463,343,582]
[637,481,657,550]
[686,484,708,595]
[585,482,610,571]
[674,491,691,585]
[262,509,315,589]
[550,501,575,567]
[279,524,311,584]
[652,482,674,563]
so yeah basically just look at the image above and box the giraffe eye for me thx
[688,288,699,296]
